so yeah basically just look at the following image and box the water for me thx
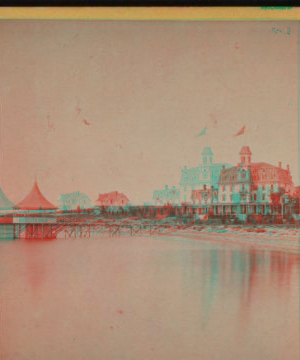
[0,235,299,360]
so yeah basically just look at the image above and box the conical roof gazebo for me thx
[0,187,15,210]
[14,181,57,211]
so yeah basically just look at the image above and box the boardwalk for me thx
[0,212,195,240]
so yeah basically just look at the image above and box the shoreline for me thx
[159,228,300,253]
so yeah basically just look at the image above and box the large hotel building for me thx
[153,146,296,217]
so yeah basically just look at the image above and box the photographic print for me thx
[0,8,299,360]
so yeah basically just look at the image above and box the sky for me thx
[0,20,298,205]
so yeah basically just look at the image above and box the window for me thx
[242,156,245,163]
[230,195,233,202]
[242,184,245,191]
[254,194,257,201]
[222,195,225,202]
[262,195,265,201]
[203,157,207,165]
[262,185,265,191]
[232,185,235,191]
[271,184,273,191]
[223,185,226,191]
[230,185,233,192]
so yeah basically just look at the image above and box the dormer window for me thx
[203,157,207,165]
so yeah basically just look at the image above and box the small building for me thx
[179,147,231,204]
[191,185,219,206]
[14,181,57,211]
[96,191,130,207]
[153,185,180,205]
[58,191,91,211]
[0,186,15,212]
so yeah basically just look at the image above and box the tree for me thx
[270,187,284,205]
[270,187,285,214]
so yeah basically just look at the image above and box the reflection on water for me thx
[0,236,299,360]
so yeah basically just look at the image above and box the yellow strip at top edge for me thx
[0,7,299,20]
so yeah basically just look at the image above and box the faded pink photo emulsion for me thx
[0,20,299,360]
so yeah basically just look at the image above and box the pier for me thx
[0,212,194,240]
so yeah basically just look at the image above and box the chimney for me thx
[279,161,282,169]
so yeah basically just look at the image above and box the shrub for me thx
[247,215,256,225]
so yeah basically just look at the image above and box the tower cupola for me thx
[239,146,252,166]
[201,147,214,165]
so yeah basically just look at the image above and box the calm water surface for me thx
[0,235,299,360]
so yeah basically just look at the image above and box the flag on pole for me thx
[196,126,207,137]
[234,125,245,137]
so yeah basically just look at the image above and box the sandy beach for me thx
[161,225,300,253]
